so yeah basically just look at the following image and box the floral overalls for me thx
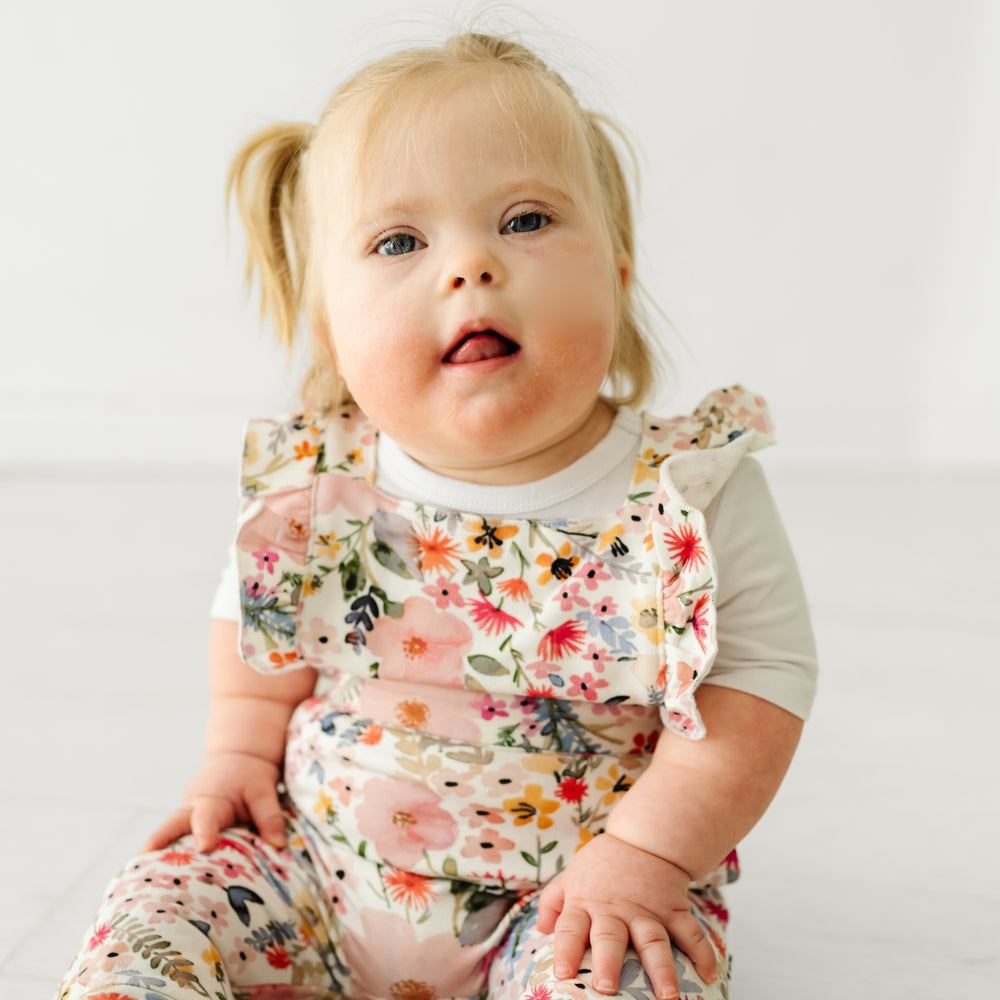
[58,387,774,1000]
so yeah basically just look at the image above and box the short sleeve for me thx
[700,457,818,718]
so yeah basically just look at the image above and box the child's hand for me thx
[143,752,286,854]
[536,832,717,998]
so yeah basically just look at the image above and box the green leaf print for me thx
[371,539,411,579]
[468,655,510,676]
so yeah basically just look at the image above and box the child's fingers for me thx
[551,905,591,981]
[142,808,193,852]
[535,877,565,934]
[664,910,717,986]
[587,913,629,995]
[628,915,679,999]
[246,786,287,848]
[190,796,233,853]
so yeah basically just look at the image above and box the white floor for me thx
[2,463,998,999]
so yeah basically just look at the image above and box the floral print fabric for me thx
[58,386,771,1000]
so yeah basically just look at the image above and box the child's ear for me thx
[615,252,631,292]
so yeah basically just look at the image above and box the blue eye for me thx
[375,233,424,256]
[503,212,549,234]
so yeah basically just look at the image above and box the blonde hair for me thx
[228,31,660,412]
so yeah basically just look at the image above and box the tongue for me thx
[447,332,515,364]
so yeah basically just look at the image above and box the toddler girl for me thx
[58,30,817,1000]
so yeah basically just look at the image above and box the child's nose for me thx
[452,271,492,289]
[444,245,505,293]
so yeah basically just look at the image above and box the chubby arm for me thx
[145,619,317,853]
[537,684,802,996]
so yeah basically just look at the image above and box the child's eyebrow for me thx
[352,178,577,234]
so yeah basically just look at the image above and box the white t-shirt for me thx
[211,407,818,719]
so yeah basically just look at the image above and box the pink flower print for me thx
[141,898,180,925]
[525,987,554,1000]
[429,766,477,798]
[690,593,711,652]
[459,803,506,828]
[526,659,560,682]
[329,775,353,806]
[567,673,609,701]
[575,561,611,590]
[664,523,708,572]
[298,616,343,667]
[474,693,509,721]
[243,574,274,605]
[355,776,458,869]
[556,581,587,612]
[422,575,465,609]
[591,595,618,617]
[86,924,112,953]
[667,710,698,735]
[340,908,484,999]
[93,939,134,974]
[238,490,312,563]
[481,762,525,798]
[661,572,689,628]
[253,547,279,574]
[460,831,516,865]
[366,596,472,686]
[582,643,612,674]
[468,595,523,635]
[537,620,586,661]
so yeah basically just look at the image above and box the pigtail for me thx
[227,122,314,353]
[584,111,660,407]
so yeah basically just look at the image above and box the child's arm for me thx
[144,620,317,853]
[537,684,802,997]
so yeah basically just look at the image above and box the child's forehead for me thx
[317,71,595,218]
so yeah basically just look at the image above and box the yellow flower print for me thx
[315,534,341,560]
[632,449,660,484]
[294,439,318,461]
[202,943,224,981]
[630,595,664,645]
[347,447,362,466]
[504,783,560,829]
[576,824,605,852]
[536,542,579,584]
[598,523,626,555]
[464,517,519,559]
[301,577,318,597]
[313,787,335,823]
[595,766,634,807]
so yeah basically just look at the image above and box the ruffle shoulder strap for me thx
[234,407,376,669]
[638,386,775,739]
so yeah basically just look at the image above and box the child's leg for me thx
[487,889,731,1000]
[56,822,343,1000]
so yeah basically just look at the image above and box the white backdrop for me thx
[3,0,998,469]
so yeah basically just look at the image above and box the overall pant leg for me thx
[57,821,344,1000]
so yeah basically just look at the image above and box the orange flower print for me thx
[497,576,532,602]
[503,783,559,829]
[412,525,461,574]
[632,448,661,484]
[595,765,634,806]
[598,524,628,557]
[395,699,430,728]
[358,723,384,745]
[293,439,318,461]
[664,522,708,571]
[536,542,578,584]
[267,650,299,670]
[383,868,436,909]
[464,517,519,558]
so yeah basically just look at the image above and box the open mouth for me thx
[443,330,520,365]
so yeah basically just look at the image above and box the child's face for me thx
[317,77,629,483]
